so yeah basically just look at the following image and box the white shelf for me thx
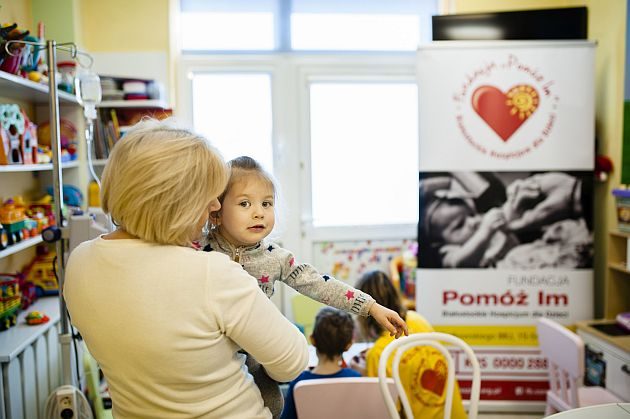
[0,236,43,259]
[0,161,79,172]
[0,296,61,362]
[91,159,108,166]
[0,70,79,104]
[97,99,169,109]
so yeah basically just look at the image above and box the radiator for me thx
[0,297,62,419]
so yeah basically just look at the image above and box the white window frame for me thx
[178,53,419,263]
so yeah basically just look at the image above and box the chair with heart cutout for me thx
[378,332,481,419]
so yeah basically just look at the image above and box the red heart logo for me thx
[420,360,447,396]
[471,84,539,142]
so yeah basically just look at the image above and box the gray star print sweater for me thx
[203,232,375,317]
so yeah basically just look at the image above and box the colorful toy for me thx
[20,111,38,164]
[23,245,58,297]
[0,24,30,75]
[37,119,78,161]
[25,311,49,325]
[0,226,9,250]
[0,274,21,331]
[0,104,25,165]
[19,274,36,309]
[0,199,28,245]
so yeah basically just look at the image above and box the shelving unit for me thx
[91,98,171,161]
[0,161,79,172]
[0,236,43,259]
[97,99,168,109]
[0,67,88,416]
[0,71,78,104]
[605,230,630,318]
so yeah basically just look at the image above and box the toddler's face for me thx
[217,177,275,247]
[430,201,479,245]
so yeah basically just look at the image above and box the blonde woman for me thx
[64,119,308,418]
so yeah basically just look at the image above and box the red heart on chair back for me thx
[420,359,447,396]
[471,84,539,142]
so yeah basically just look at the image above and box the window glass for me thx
[309,82,418,226]
[291,14,420,51]
[180,0,276,50]
[291,0,435,51]
[191,73,274,172]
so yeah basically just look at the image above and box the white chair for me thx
[378,332,481,419]
[536,318,623,416]
[293,377,398,419]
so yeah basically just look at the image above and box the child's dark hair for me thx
[311,307,355,360]
[355,270,407,340]
[218,156,276,204]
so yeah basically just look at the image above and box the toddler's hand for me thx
[369,303,408,339]
[479,208,506,233]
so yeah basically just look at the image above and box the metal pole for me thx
[46,39,73,386]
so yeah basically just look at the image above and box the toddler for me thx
[280,307,361,419]
[203,156,407,417]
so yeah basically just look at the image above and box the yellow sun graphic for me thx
[506,85,539,120]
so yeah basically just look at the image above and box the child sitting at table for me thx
[281,307,361,419]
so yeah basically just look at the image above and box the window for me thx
[191,73,274,171]
[309,82,419,227]
[179,0,435,52]
[180,0,277,51]
[290,0,434,51]
[178,0,437,256]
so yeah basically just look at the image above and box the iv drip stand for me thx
[46,39,73,387]
[5,39,87,387]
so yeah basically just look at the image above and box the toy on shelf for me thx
[0,226,9,250]
[25,310,49,325]
[46,184,83,208]
[19,274,36,309]
[0,105,39,165]
[57,60,76,94]
[29,195,57,228]
[0,199,29,245]
[23,245,58,297]
[0,104,25,165]
[0,24,30,76]
[0,274,21,331]
[37,118,78,162]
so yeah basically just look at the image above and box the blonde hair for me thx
[101,118,228,246]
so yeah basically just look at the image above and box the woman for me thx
[352,270,467,419]
[64,119,308,418]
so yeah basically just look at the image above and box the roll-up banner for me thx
[416,41,595,411]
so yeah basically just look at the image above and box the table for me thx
[546,403,630,419]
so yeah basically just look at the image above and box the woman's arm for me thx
[212,260,309,383]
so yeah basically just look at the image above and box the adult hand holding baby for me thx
[505,172,578,232]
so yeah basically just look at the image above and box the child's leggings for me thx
[246,353,284,418]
